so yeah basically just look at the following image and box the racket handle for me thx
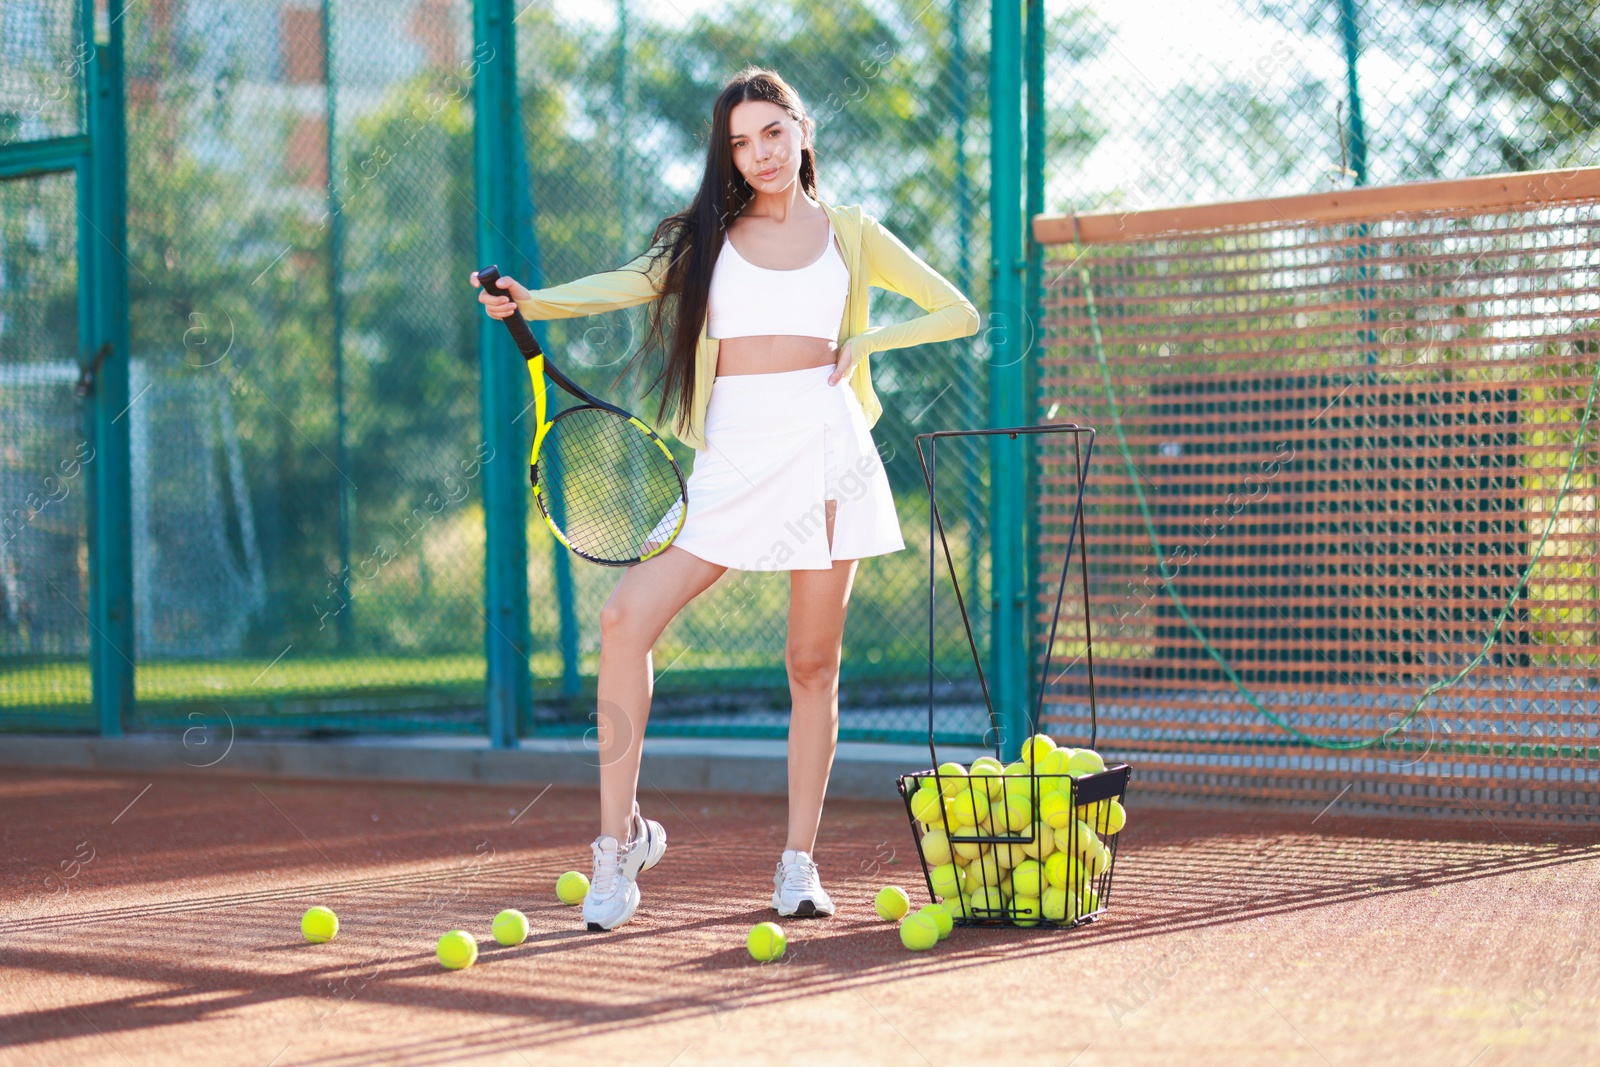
[476,264,543,362]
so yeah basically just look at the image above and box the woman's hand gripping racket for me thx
[473,264,687,566]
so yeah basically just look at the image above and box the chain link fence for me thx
[110,0,488,735]
[1041,0,1599,218]
[8,0,1592,749]
[3,0,994,741]
[0,174,87,730]
[1,0,90,731]
[515,0,993,739]
[1037,0,1600,818]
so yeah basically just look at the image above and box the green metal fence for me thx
[1036,0,1599,217]
[1031,0,1600,818]
[5,0,1594,753]
[128,0,495,738]
[1,172,88,731]
[2,0,116,736]
[2,0,999,746]
[511,0,997,744]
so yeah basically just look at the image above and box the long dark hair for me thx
[613,66,819,436]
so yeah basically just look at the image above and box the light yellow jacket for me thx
[514,199,980,451]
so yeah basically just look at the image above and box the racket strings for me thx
[535,407,685,564]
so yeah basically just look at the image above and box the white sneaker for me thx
[582,802,666,932]
[772,848,836,918]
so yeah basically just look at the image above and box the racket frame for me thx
[475,264,687,566]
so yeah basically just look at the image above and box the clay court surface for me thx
[2,769,1596,1066]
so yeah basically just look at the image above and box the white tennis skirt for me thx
[653,363,905,571]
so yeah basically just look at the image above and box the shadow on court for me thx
[2,768,1595,1066]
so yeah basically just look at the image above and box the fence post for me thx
[474,0,531,749]
[508,97,548,734]
[950,0,986,629]
[1338,0,1369,185]
[506,190,581,724]
[989,0,1027,761]
[321,0,355,651]
[84,3,133,737]
[1023,0,1046,737]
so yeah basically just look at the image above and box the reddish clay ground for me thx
[1,768,1596,1066]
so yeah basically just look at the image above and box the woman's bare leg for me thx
[784,500,859,854]
[597,544,727,842]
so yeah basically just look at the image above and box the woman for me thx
[471,66,978,931]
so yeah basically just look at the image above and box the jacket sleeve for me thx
[513,243,671,320]
[847,213,980,358]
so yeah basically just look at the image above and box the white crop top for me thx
[706,220,849,341]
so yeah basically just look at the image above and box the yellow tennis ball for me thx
[1103,798,1127,836]
[949,788,989,827]
[875,886,911,921]
[935,761,969,798]
[1001,773,1034,802]
[1038,790,1075,829]
[1076,820,1103,858]
[1051,822,1073,858]
[915,902,953,940]
[968,885,1005,914]
[1054,818,1098,858]
[994,841,1027,869]
[965,849,1002,887]
[491,909,529,946]
[1080,885,1101,913]
[1003,759,1030,779]
[1034,747,1073,791]
[437,930,478,970]
[998,873,1013,899]
[1011,895,1042,927]
[909,787,944,824]
[1067,748,1106,776]
[952,836,986,862]
[1020,733,1057,765]
[996,791,1032,831]
[919,827,953,867]
[1019,817,1057,860]
[899,912,939,951]
[1044,850,1070,890]
[966,759,1005,800]
[1041,885,1075,921]
[928,862,965,900]
[1010,858,1045,898]
[1084,841,1111,879]
[301,906,338,943]
[556,871,589,905]
[748,921,786,961]
[968,788,994,825]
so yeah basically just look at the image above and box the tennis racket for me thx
[475,264,687,566]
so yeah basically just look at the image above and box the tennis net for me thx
[1035,167,1600,821]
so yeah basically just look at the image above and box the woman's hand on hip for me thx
[827,340,859,386]
[469,270,531,321]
